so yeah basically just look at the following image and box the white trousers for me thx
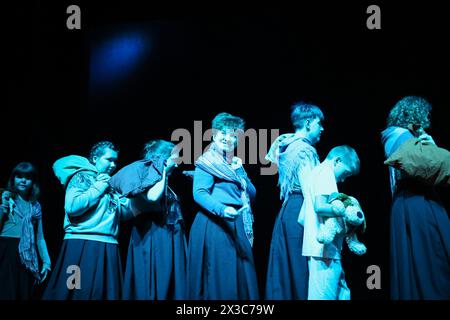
[307,257,351,300]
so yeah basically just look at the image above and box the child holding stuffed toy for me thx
[298,145,361,300]
[316,192,367,256]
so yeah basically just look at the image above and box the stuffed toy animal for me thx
[316,192,367,255]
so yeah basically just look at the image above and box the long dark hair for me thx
[7,162,40,202]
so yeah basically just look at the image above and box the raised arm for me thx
[146,169,166,202]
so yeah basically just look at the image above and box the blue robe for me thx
[187,166,259,300]
[382,127,450,300]
[109,158,187,300]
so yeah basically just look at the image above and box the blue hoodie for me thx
[54,155,136,244]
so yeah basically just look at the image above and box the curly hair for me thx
[386,96,432,129]
[88,141,119,163]
[212,112,245,131]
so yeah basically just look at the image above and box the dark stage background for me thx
[4,1,449,301]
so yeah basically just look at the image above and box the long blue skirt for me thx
[0,237,35,300]
[265,192,309,300]
[187,211,259,300]
[122,218,187,300]
[42,239,123,300]
[391,182,450,300]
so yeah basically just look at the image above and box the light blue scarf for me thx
[266,133,319,201]
[381,126,413,194]
[15,198,42,280]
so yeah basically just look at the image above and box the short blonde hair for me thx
[326,145,360,175]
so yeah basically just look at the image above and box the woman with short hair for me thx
[265,102,324,300]
[187,112,259,300]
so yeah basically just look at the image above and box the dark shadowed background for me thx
[4,1,449,300]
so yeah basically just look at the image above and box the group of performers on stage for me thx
[1,96,449,300]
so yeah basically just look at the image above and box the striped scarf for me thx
[381,126,412,195]
[15,198,42,280]
[196,145,254,246]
